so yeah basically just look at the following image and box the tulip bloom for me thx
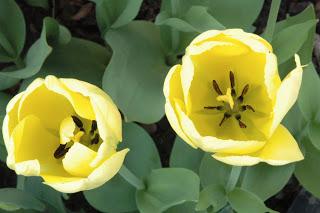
[2,76,128,193]
[164,29,304,166]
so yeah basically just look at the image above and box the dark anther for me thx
[212,80,223,95]
[90,120,97,135]
[54,144,70,159]
[235,114,247,128]
[91,134,100,145]
[219,113,231,126]
[72,116,84,131]
[204,106,224,110]
[229,71,236,96]
[241,105,255,112]
[241,84,249,97]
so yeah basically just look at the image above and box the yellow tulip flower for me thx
[164,29,304,166]
[2,76,129,193]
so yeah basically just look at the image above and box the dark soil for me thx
[1,0,319,212]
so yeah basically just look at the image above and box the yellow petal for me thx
[62,142,97,177]
[163,65,197,148]
[43,149,129,193]
[213,124,304,166]
[174,100,265,154]
[9,115,62,175]
[264,53,281,102]
[59,117,76,144]
[60,78,122,144]
[270,54,303,135]
[44,75,95,120]
[18,78,74,130]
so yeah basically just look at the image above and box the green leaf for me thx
[298,64,320,122]
[170,136,203,173]
[0,17,71,79]
[199,154,231,188]
[295,138,320,198]
[282,103,307,137]
[156,6,224,33]
[263,0,281,42]
[94,0,143,35]
[241,163,294,200]
[136,168,200,213]
[25,0,49,9]
[19,37,110,91]
[165,202,203,213]
[272,19,316,65]
[227,188,278,213]
[0,188,45,212]
[103,21,168,123]
[0,92,11,162]
[0,0,25,62]
[84,123,161,213]
[308,122,320,150]
[205,0,264,30]
[17,176,66,213]
[196,184,227,212]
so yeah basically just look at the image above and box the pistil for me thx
[204,71,255,128]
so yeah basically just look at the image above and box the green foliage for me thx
[0,188,46,212]
[196,184,227,212]
[227,188,278,213]
[24,0,49,9]
[84,123,161,212]
[103,21,168,123]
[0,92,10,162]
[170,136,203,173]
[136,168,200,213]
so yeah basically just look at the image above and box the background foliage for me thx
[0,0,320,212]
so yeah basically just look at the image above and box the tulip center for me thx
[204,71,255,128]
[54,116,100,159]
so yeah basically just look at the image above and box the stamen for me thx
[241,105,255,112]
[235,114,247,128]
[212,80,223,95]
[91,134,100,145]
[72,116,84,131]
[219,113,231,126]
[204,106,224,110]
[54,144,70,159]
[229,71,236,96]
[90,120,97,135]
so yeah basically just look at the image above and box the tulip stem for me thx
[119,165,145,190]
[226,166,242,192]
[263,0,281,42]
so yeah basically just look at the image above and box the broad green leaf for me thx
[272,19,316,65]
[282,103,307,137]
[156,6,224,33]
[241,163,294,200]
[295,138,320,198]
[136,168,200,213]
[0,92,11,162]
[17,176,66,213]
[298,64,320,122]
[0,188,45,212]
[103,21,168,123]
[165,202,203,213]
[196,184,227,212]
[228,188,278,213]
[25,0,49,9]
[0,68,20,90]
[199,154,231,187]
[308,122,320,150]
[20,37,110,91]
[0,0,25,62]
[205,0,264,30]
[84,123,161,213]
[170,136,203,173]
[94,0,143,35]
[0,17,71,79]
